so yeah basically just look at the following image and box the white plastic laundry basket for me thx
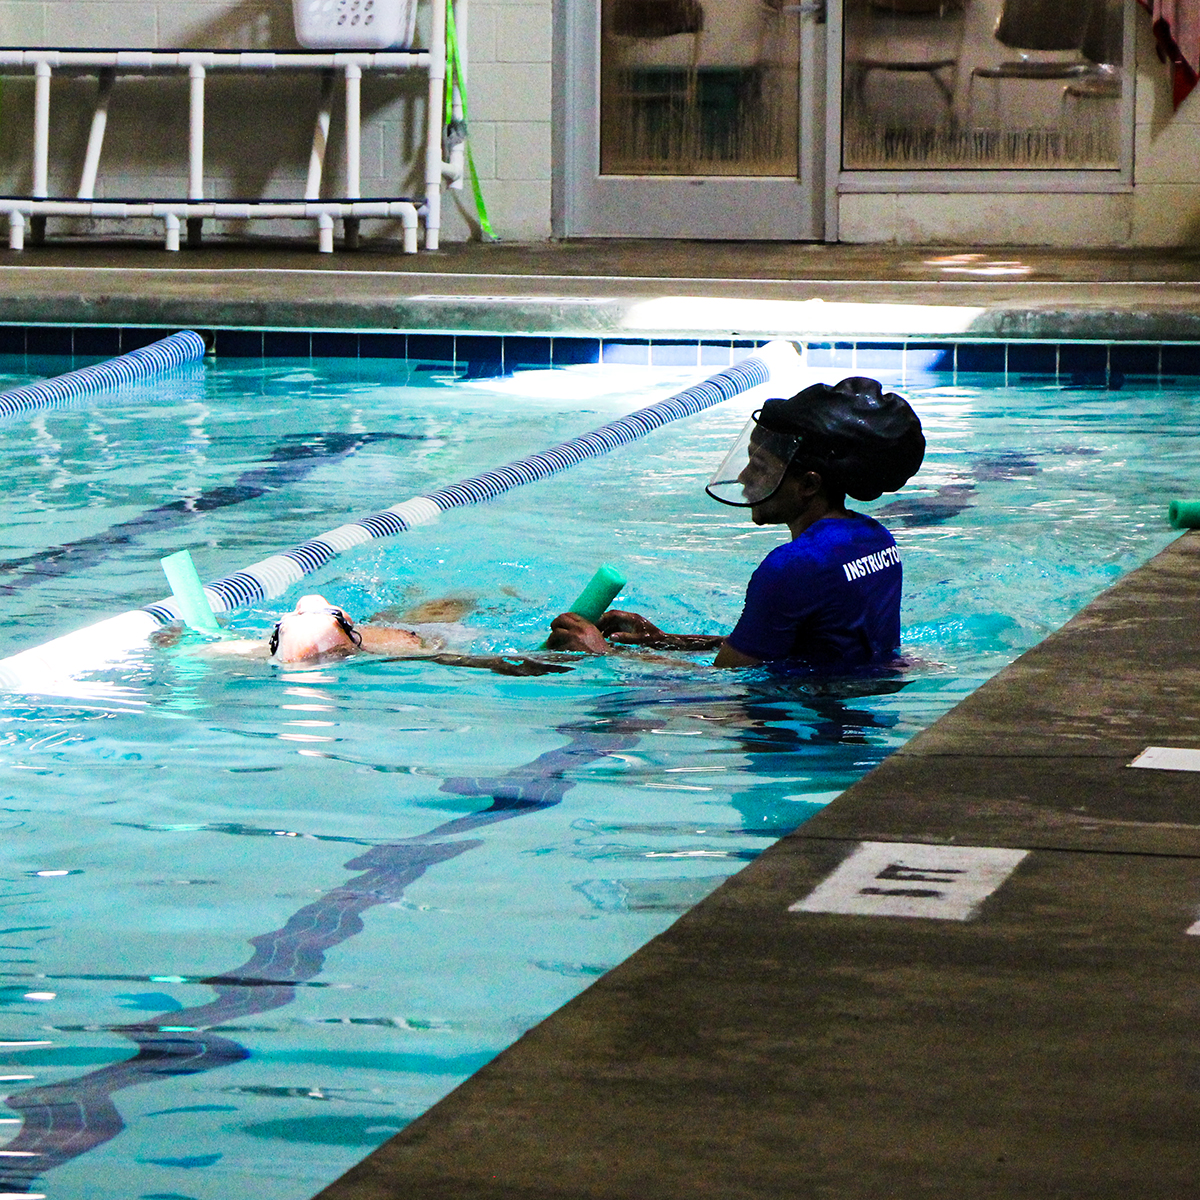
[293,0,419,49]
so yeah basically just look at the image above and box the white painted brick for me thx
[464,4,498,64]
[462,120,497,180]
[1135,118,1200,184]
[468,175,550,237]
[468,61,549,122]
[157,2,296,49]
[377,121,419,184]
[45,3,159,47]
[495,5,551,63]
[1135,16,1172,127]
[0,4,46,44]
[495,120,549,180]
[1132,184,1200,245]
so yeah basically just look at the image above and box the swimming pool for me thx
[0,349,1189,1200]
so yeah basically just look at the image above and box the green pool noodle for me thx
[160,549,220,632]
[541,564,626,648]
[1169,500,1200,530]
[567,563,627,623]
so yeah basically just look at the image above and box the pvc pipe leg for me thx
[401,208,418,254]
[8,212,24,251]
[305,70,334,201]
[29,215,46,247]
[344,64,362,201]
[424,0,446,254]
[187,217,203,248]
[32,61,51,201]
[164,212,180,252]
[188,64,206,202]
[343,216,360,250]
[78,68,114,200]
[317,212,334,253]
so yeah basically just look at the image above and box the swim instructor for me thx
[547,376,925,670]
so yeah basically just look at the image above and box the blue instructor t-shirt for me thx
[727,513,901,667]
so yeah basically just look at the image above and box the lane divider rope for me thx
[0,330,206,421]
[0,340,804,691]
[143,341,799,621]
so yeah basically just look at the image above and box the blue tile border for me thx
[601,340,651,366]
[1007,342,1058,376]
[1160,344,1200,376]
[0,326,1195,387]
[956,343,1006,374]
[1109,344,1160,377]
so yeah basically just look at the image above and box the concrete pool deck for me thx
[6,239,1200,340]
[7,236,1200,1197]
[311,530,1200,1200]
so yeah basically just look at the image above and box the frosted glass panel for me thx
[600,0,800,176]
[842,0,1124,170]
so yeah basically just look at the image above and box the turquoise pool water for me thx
[0,352,1189,1200]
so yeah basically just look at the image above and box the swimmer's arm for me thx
[356,625,425,655]
[426,653,572,677]
[203,638,272,658]
[604,627,760,667]
[358,624,570,675]
[151,627,272,659]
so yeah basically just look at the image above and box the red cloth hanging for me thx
[1141,0,1200,106]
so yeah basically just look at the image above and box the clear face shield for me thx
[705,411,805,507]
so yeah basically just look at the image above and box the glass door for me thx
[558,0,827,238]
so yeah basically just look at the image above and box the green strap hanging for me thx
[445,4,497,240]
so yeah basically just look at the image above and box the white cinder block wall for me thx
[0,1,1196,245]
[0,0,552,243]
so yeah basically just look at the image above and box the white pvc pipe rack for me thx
[0,31,455,253]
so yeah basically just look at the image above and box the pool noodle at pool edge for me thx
[1169,499,1200,529]
[0,340,804,692]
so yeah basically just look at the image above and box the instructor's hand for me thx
[596,610,664,643]
[547,612,610,654]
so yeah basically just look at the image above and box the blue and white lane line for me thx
[0,339,805,692]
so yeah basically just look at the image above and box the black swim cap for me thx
[757,377,925,502]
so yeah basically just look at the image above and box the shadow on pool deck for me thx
[312,532,1200,1199]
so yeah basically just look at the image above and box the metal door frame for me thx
[553,0,828,239]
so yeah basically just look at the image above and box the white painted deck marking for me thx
[1129,746,1200,772]
[790,841,1029,921]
